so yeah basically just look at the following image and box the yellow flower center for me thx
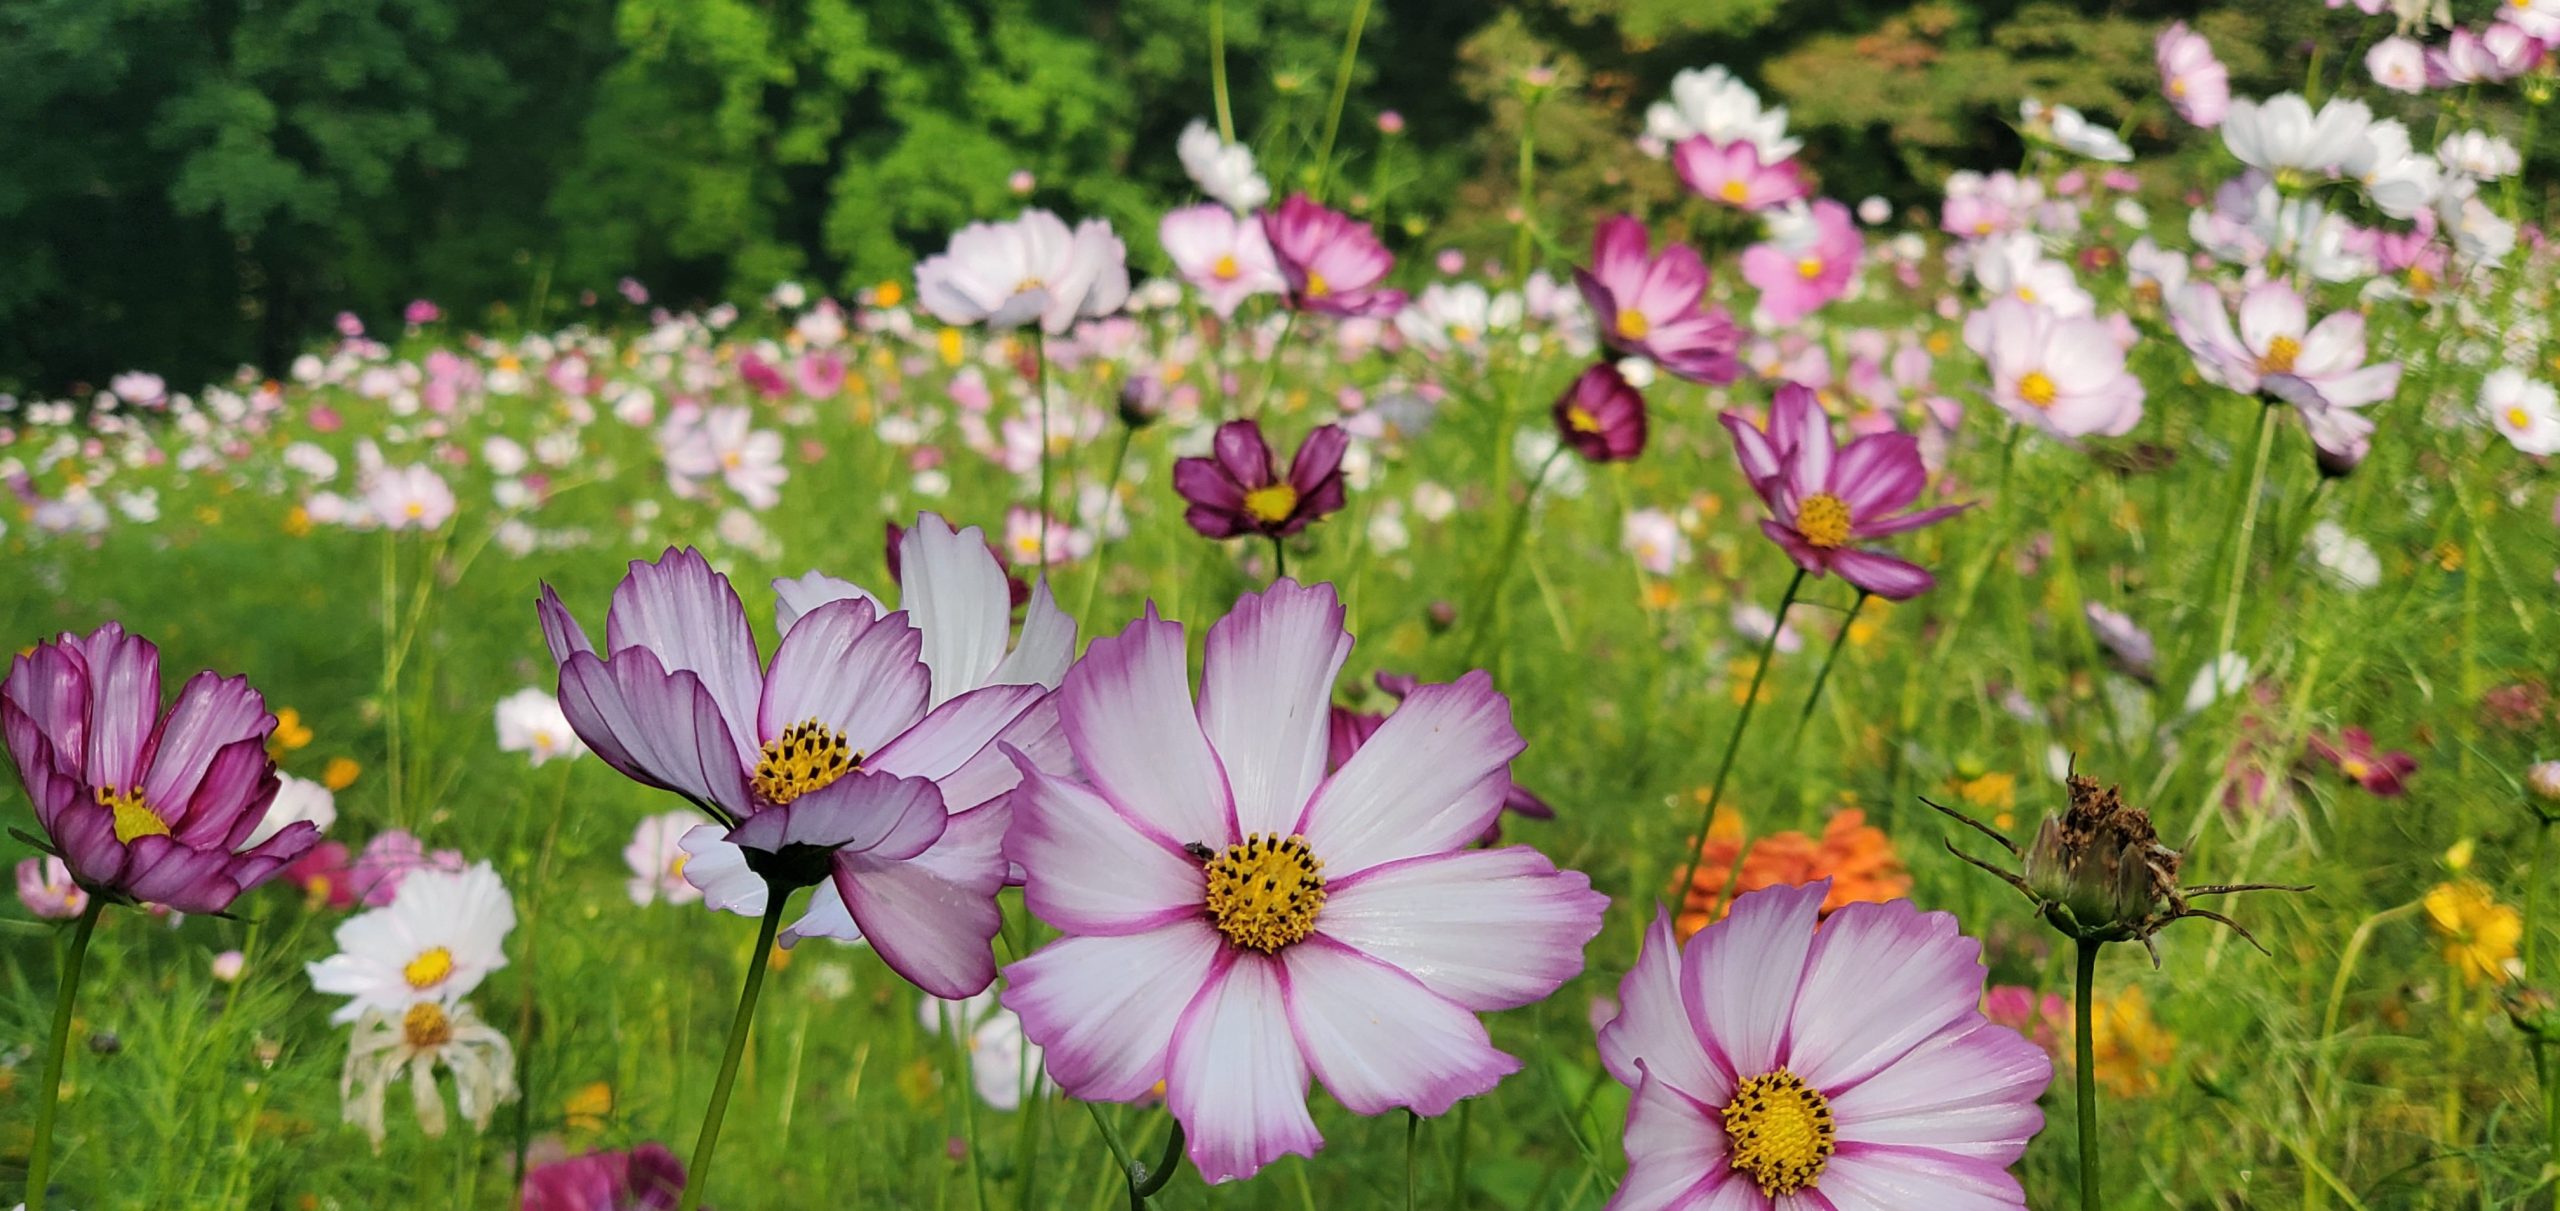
[1566,405,1603,434]
[1616,309,1651,341]
[1304,272,1331,299]
[1450,326,1476,345]
[1795,492,1854,549]
[1722,1069,1836,1196]
[403,1001,453,1049]
[2259,335,2301,374]
[2018,370,2060,408]
[97,785,169,844]
[2016,286,2039,304]
[2341,756,2373,782]
[2170,79,2188,97]
[404,946,457,990]
[754,718,858,806]
[1013,277,1045,295]
[1203,833,1326,952]
[1719,179,1750,203]
[1213,254,1240,281]
[875,281,905,307]
[1243,484,1301,525]
[1795,258,1824,280]
[2507,406,2533,431]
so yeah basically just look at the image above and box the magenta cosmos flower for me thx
[1574,215,1743,384]
[521,1142,685,1210]
[2,624,319,913]
[1673,137,1809,212]
[1598,884,2051,1208]
[1722,384,1967,600]
[537,542,1062,997]
[1554,362,1648,463]
[1740,199,1862,327]
[1001,581,1609,1183]
[2307,727,2417,796]
[1261,194,1405,317]
[1173,418,1349,540]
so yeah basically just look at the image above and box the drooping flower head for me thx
[1261,195,1405,317]
[1597,884,2050,1208]
[2,624,319,913]
[537,527,1070,997]
[1721,384,1968,599]
[1574,216,1743,384]
[915,210,1132,335]
[341,999,519,1150]
[1002,581,1608,1182]
[1173,418,1350,540]
[1553,362,1649,463]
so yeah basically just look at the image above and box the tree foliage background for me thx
[0,0,2367,392]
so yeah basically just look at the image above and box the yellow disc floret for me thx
[2018,370,2059,409]
[1243,484,1301,526]
[1795,492,1854,549]
[402,1001,453,1049]
[1721,1068,1836,1195]
[97,784,169,844]
[404,946,456,990]
[1204,833,1326,953]
[755,718,857,806]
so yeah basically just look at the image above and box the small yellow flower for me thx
[2090,986,2175,1098]
[873,280,904,308]
[271,709,314,753]
[283,505,313,538]
[322,756,361,792]
[936,328,965,367]
[2444,839,2474,872]
[2426,879,2521,986]
[563,1081,613,1133]
[1846,598,1891,646]
[1726,658,1776,706]
[2434,541,2466,572]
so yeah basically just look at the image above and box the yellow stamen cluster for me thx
[404,946,456,990]
[2018,370,2060,409]
[1616,309,1651,341]
[1719,179,1750,204]
[402,1001,453,1049]
[1304,272,1332,299]
[1721,1069,1836,1195]
[97,784,169,844]
[1795,492,1854,549]
[1203,833,1326,953]
[755,719,857,806]
[1212,254,1240,281]
[2258,335,2301,375]
[1795,258,1824,280]
[1242,484,1301,526]
[1565,405,1603,434]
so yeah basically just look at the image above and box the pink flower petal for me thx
[1007,760,1204,935]
[865,682,1043,785]
[725,771,945,861]
[1786,899,1987,1094]
[1320,846,1606,1013]
[1059,609,1234,847]
[1281,936,1517,1116]
[836,800,1009,998]
[1829,1018,2050,1164]
[898,514,1014,705]
[1197,581,1350,837]
[557,648,754,814]
[1599,910,1731,1104]
[1603,1070,1747,1211]
[757,599,929,757]
[605,548,765,765]
[1297,671,1520,874]
[1167,953,1323,1183]
[1827,549,1936,600]
[1805,1143,2030,1210]
[1003,920,1225,1101]
[140,670,269,820]
[1684,882,1825,1082]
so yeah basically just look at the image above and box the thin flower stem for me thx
[2211,406,2280,675]
[947,1002,993,1211]
[1246,310,1300,419]
[1271,534,1289,584]
[2074,936,2104,1211]
[1405,1110,1422,1211]
[380,530,405,828]
[1031,330,1055,561]
[1675,567,1809,913]
[1461,446,1566,667]
[1310,0,1373,203]
[1129,1118,1186,1208]
[677,892,787,1211]
[1079,424,1139,621]
[1511,92,1542,291]
[1208,0,1235,144]
[1786,591,1868,759]
[25,899,103,1211]
[512,758,578,1188]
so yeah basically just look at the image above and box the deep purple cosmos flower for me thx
[1722,383,1967,600]
[2308,727,2417,796]
[1575,216,1743,384]
[2,624,318,913]
[1173,418,1350,540]
[1598,884,2049,1207]
[537,539,1062,998]
[521,1142,687,1210]
[1554,362,1648,463]
[1000,581,1608,1183]
[1262,194,1405,317]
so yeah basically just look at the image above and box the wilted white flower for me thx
[340,1000,519,1150]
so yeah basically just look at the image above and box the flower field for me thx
[7,9,2560,1210]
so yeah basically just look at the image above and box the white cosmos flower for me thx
[1622,508,1690,575]
[2482,367,2560,455]
[246,773,336,847]
[2306,522,2382,590]
[2438,130,2523,181]
[307,862,517,1025]
[2022,98,2132,162]
[920,991,1049,1111]
[1176,119,1270,212]
[915,210,1132,335]
[625,810,704,906]
[2222,94,2374,176]
[1395,282,1521,356]
[1968,232,2094,317]
[1643,65,1801,159]
[2184,652,2253,712]
[495,686,585,766]
[340,1000,518,1151]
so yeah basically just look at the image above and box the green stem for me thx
[1031,330,1055,561]
[677,891,787,1211]
[2210,406,2280,674]
[1405,1111,1422,1211]
[513,760,577,1188]
[1310,0,1373,202]
[1247,310,1300,419]
[1511,92,1542,289]
[1786,591,1868,758]
[25,899,103,1211]
[1271,534,1289,584]
[1079,425,1139,623]
[2075,937,2103,1211]
[1208,0,1235,144]
[1674,567,1809,911]
[1460,446,1565,666]
[947,1002,993,1211]
[1129,1118,1186,1207]
[380,531,404,828]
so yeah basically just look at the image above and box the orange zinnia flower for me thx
[1675,808,1911,937]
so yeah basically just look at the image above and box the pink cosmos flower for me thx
[2,624,319,913]
[1002,582,1608,1182]
[1173,418,1350,540]
[626,810,704,906]
[1672,137,1809,211]
[1574,216,1742,384]
[1553,362,1648,463]
[2367,36,2429,93]
[520,1142,686,1210]
[1597,885,2050,1209]
[404,299,443,326]
[538,545,1059,997]
[348,829,466,907]
[661,405,786,510]
[17,855,88,919]
[2168,280,2402,458]
[795,351,847,399]
[2307,727,2418,796]
[1722,384,1968,600]
[1158,204,1285,317]
[1262,194,1406,317]
[2156,22,2232,127]
[1740,200,1861,327]
[915,210,1132,335]
[366,464,457,531]
[1962,298,2147,439]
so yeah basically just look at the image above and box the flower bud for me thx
[2020,777,2180,934]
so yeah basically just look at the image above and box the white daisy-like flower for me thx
[307,862,517,1024]
[340,1000,519,1150]
[2222,93,2373,177]
[494,686,585,766]
[625,810,704,907]
[2022,98,2132,162]
[2307,521,2383,590]
[1175,119,1271,213]
[2482,367,2560,455]
[245,773,337,847]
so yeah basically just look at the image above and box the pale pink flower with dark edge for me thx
[1673,137,1810,211]
[2,624,319,912]
[538,543,1060,997]
[1574,215,1743,384]
[2156,22,2231,127]
[1001,581,1608,1183]
[2168,280,2401,460]
[1597,884,2050,1208]
[1262,194,1406,317]
[1722,384,1969,600]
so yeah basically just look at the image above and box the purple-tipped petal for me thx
[142,671,271,826]
[865,682,1045,787]
[605,548,765,766]
[536,583,597,664]
[1197,581,1350,837]
[1830,548,1937,600]
[556,648,754,814]
[836,799,1009,998]
[1058,608,1234,848]
[1006,759,1203,935]
[1166,952,1322,1183]
[726,770,946,861]
[1002,920,1226,1101]
[1319,846,1606,1013]
[1298,671,1521,874]
[757,599,930,757]
[78,623,160,790]
[1281,936,1518,1117]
